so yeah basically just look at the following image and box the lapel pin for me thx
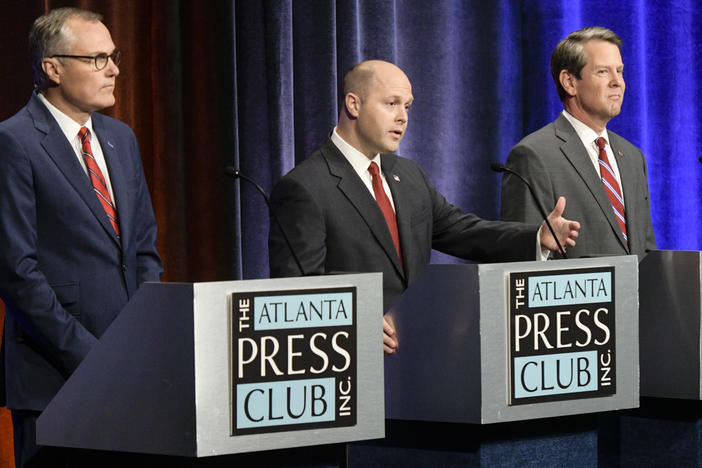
[393,174,400,182]
[108,141,115,148]
[618,150,623,157]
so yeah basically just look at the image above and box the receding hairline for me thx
[342,62,378,99]
[341,60,411,101]
[33,7,104,47]
[29,7,105,90]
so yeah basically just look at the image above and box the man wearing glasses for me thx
[0,7,162,466]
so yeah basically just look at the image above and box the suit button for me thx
[122,264,127,271]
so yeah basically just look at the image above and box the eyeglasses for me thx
[50,50,122,71]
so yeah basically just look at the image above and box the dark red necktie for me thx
[368,162,402,264]
[596,137,627,243]
[79,127,120,237]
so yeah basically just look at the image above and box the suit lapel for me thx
[29,96,121,248]
[609,132,637,252]
[320,140,404,278]
[381,154,412,276]
[93,115,126,249]
[555,115,629,252]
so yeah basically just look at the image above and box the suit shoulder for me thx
[271,147,331,200]
[279,148,327,181]
[383,153,425,176]
[607,130,642,155]
[390,153,420,168]
[92,112,136,138]
[506,121,567,168]
[0,105,34,135]
[0,106,38,162]
[512,121,559,150]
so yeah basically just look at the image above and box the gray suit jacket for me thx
[269,137,540,312]
[501,113,656,259]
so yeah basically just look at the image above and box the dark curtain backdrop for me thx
[234,0,702,276]
[1,0,700,282]
[0,0,701,464]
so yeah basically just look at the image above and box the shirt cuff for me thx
[536,225,551,261]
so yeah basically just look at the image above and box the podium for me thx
[347,257,640,467]
[605,250,702,466]
[384,256,639,423]
[639,250,702,399]
[36,274,384,459]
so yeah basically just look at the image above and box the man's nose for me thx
[610,72,623,86]
[397,106,407,122]
[106,59,119,76]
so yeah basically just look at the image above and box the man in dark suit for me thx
[269,60,580,354]
[0,8,162,466]
[501,27,656,258]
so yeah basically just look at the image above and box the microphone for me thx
[224,167,307,276]
[491,162,568,259]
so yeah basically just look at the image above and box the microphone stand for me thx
[224,166,307,276]
[491,163,568,259]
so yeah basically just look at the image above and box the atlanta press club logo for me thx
[230,287,357,435]
[508,267,616,405]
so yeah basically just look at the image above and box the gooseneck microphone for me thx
[224,167,307,276]
[491,163,568,259]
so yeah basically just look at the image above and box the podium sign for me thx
[37,274,384,457]
[230,286,357,435]
[385,256,638,424]
[507,266,617,405]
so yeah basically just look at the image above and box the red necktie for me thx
[79,127,120,237]
[368,162,402,264]
[596,137,627,243]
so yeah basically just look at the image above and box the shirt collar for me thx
[331,127,382,173]
[37,92,94,142]
[562,109,608,147]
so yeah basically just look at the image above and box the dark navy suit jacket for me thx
[269,137,539,312]
[0,93,162,411]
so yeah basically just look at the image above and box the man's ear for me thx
[559,69,577,97]
[344,92,361,118]
[42,58,61,85]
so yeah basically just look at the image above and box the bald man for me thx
[269,60,579,353]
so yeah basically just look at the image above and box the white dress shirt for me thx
[561,110,624,204]
[330,127,396,210]
[37,93,117,206]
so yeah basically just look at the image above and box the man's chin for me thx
[608,104,623,117]
[383,143,401,154]
[95,96,116,111]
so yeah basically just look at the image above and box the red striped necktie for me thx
[368,161,402,265]
[78,127,120,237]
[596,137,627,243]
